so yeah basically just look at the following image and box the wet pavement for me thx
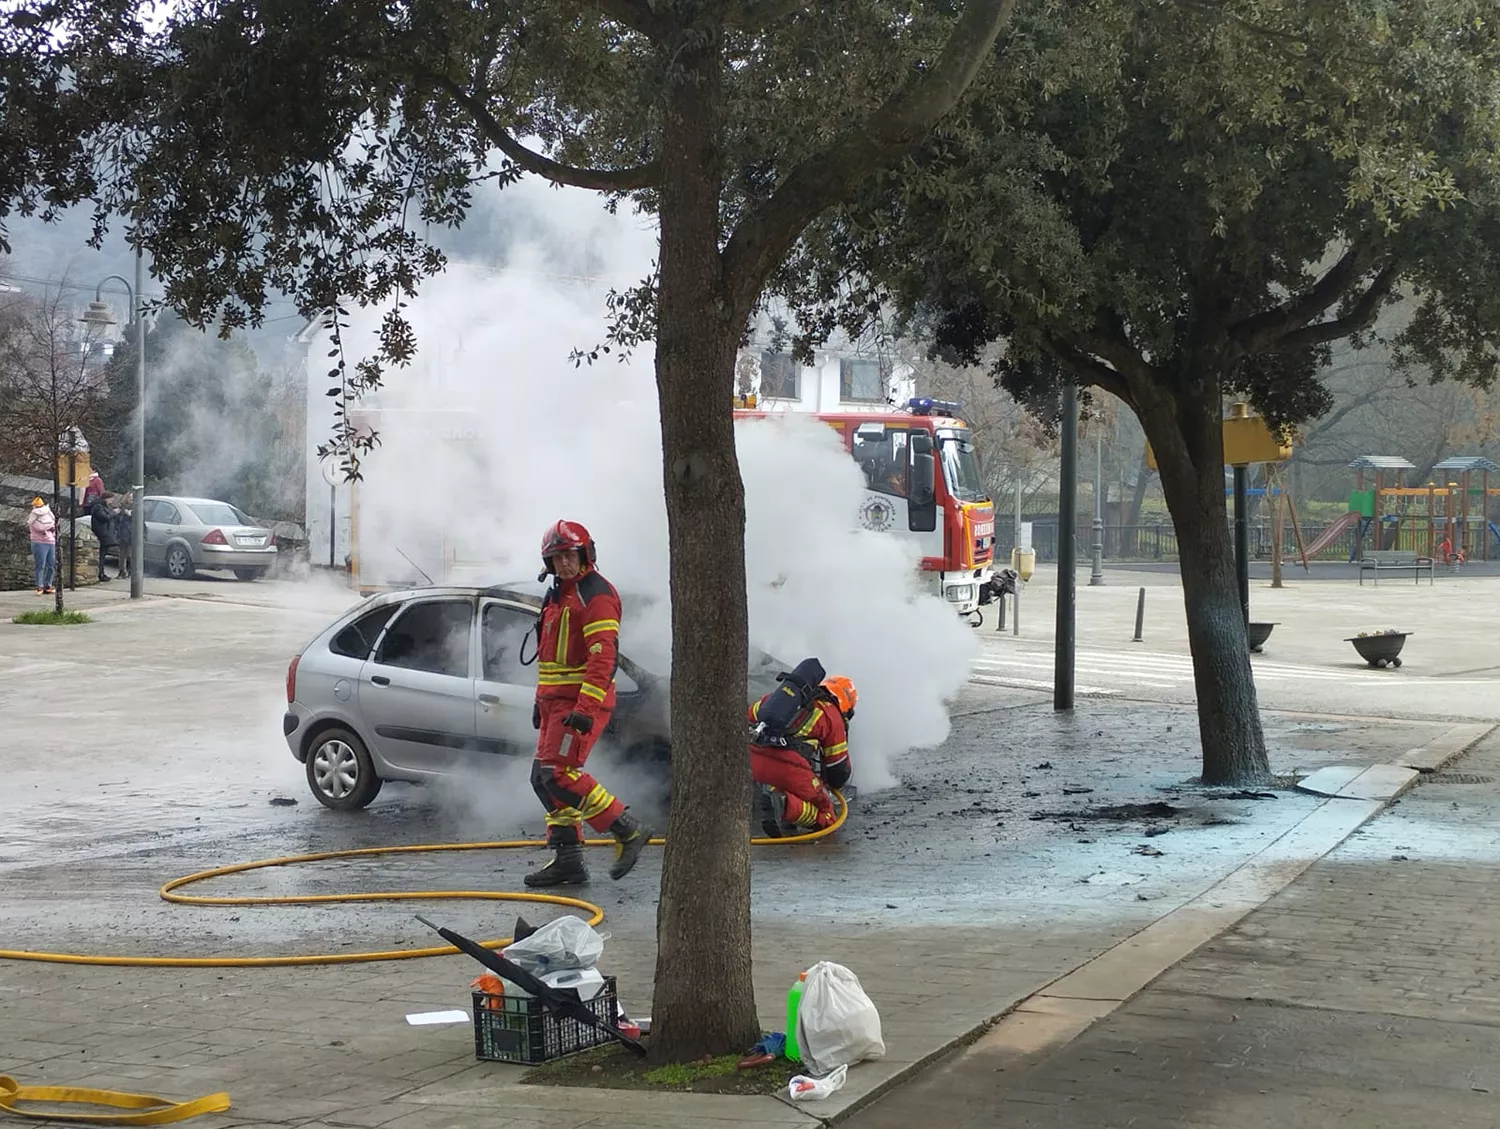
[0,580,1460,956]
[0,578,1491,1127]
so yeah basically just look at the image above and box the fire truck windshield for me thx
[936,429,987,503]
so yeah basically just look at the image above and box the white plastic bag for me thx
[539,966,606,1001]
[501,916,604,974]
[796,961,885,1075]
[788,1064,848,1101]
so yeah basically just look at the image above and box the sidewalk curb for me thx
[806,722,1494,1127]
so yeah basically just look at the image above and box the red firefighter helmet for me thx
[821,675,857,717]
[540,519,596,573]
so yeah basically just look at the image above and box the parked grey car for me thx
[284,584,786,810]
[142,495,278,580]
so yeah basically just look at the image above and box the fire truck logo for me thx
[858,496,897,532]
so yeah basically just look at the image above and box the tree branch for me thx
[1044,334,1135,407]
[429,75,661,191]
[720,0,1017,315]
[1274,263,1400,351]
[589,0,669,38]
[1230,246,1382,352]
[725,0,812,30]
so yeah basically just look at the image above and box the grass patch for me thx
[523,1043,795,1095]
[12,609,91,625]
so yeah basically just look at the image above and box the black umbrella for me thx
[414,914,646,1057]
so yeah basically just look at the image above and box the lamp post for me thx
[80,251,146,599]
[1089,424,1105,585]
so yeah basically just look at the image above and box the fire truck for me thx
[733,396,996,615]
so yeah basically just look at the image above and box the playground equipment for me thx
[1346,455,1417,561]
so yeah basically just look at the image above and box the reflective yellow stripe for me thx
[579,682,608,702]
[556,608,570,664]
[538,662,587,674]
[823,741,848,758]
[582,619,619,637]
[577,784,617,820]
[795,711,819,737]
[794,800,819,827]
[537,674,587,686]
[750,701,761,720]
[546,809,582,826]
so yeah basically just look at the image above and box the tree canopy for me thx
[774,0,1500,781]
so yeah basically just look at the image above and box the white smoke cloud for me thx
[324,180,977,790]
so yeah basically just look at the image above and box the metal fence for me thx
[995,519,1379,563]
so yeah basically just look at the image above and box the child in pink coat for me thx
[26,497,57,594]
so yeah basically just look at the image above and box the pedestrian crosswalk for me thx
[969,645,1399,696]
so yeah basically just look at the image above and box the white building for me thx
[738,313,915,413]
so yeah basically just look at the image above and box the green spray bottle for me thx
[784,971,807,1062]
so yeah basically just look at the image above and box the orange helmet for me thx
[821,676,857,717]
[540,519,595,573]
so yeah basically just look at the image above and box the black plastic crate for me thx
[472,976,619,1065]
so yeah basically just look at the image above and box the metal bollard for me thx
[996,592,1007,631]
[1132,586,1145,642]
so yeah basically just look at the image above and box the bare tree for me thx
[0,283,110,609]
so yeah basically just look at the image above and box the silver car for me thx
[142,495,278,581]
[284,584,785,810]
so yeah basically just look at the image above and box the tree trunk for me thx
[1136,378,1270,786]
[647,16,761,1064]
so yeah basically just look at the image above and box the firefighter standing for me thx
[749,674,856,837]
[524,520,652,887]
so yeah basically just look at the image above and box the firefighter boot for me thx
[757,784,785,839]
[607,811,653,880]
[524,843,589,887]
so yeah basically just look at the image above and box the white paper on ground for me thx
[405,1010,470,1026]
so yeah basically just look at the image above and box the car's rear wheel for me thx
[165,544,195,580]
[306,727,383,811]
[234,568,267,581]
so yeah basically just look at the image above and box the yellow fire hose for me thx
[0,796,845,1122]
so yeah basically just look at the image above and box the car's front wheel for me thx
[165,544,195,580]
[305,727,383,811]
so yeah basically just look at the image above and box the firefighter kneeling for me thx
[525,519,653,888]
[749,658,855,838]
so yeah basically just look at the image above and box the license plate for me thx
[235,535,260,546]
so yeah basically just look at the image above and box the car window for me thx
[482,603,539,685]
[330,603,400,661]
[155,503,181,524]
[188,502,249,527]
[374,599,473,677]
[852,427,909,498]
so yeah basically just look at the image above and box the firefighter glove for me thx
[532,703,541,730]
[561,711,594,735]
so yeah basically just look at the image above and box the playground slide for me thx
[1301,510,1361,561]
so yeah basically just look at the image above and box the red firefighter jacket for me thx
[748,695,850,781]
[536,568,621,719]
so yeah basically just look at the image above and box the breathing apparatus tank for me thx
[751,657,827,749]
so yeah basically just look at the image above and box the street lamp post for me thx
[1089,426,1105,586]
[81,250,146,599]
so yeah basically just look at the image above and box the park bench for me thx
[1358,549,1435,585]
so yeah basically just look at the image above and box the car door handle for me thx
[370,675,391,686]
[478,693,500,706]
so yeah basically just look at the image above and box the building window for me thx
[840,357,888,404]
[760,351,799,400]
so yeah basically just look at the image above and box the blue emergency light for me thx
[908,397,962,416]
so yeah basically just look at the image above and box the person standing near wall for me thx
[26,497,57,595]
